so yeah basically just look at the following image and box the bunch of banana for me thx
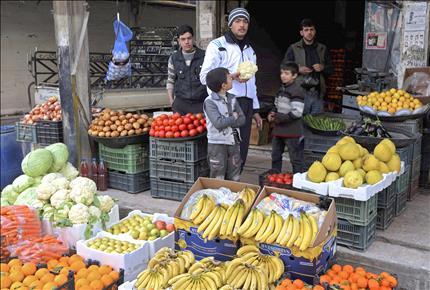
[238,187,257,210]
[279,212,318,251]
[254,211,284,244]
[196,204,226,240]
[237,208,266,238]
[190,194,216,225]
[219,199,246,239]
[168,271,221,290]
[134,268,168,289]
[148,247,195,271]
[225,258,268,290]
[188,257,226,286]
[236,245,284,284]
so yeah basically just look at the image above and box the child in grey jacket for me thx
[204,67,246,181]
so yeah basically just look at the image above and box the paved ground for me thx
[106,147,430,289]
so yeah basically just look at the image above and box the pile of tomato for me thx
[267,173,293,185]
[149,112,206,138]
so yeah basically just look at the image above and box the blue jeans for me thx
[304,89,324,115]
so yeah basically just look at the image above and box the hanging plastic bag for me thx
[105,17,133,81]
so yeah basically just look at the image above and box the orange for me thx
[58,256,70,265]
[76,268,90,279]
[292,279,304,289]
[87,265,100,272]
[54,274,68,286]
[40,272,55,284]
[368,279,380,290]
[327,270,337,279]
[8,259,22,268]
[339,271,349,280]
[9,265,23,274]
[319,275,331,284]
[313,286,325,290]
[29,280,43,289]
[75,278,90,288]
[22,262,37,276]
[70,260,86,273]
[9,271,24,283]
[35,268,50,280]
[42,281,57,290]
[357,277,368,288]
[108,271,119,281]
[86,271,101,282]
[68,254,84,266]
[10,281,24,290]
[332,264,342,273]
[47,259,59,270]
[101,274,114,287]
[98,265,112,276]
[0,275,12,288]
[387,275,397,287]
[0,263,9,273]
[79,286,93,290]
[343,265,354,274]
[281,279,293,286]
[90,280,104,290]
[59,266,71,276]
[355,266,366,273]
[22,275,38,286]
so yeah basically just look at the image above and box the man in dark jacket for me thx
[167,25,207,114]
[284,19,333,114]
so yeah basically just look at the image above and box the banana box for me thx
[242,186,337,284]
[174,177,260,262]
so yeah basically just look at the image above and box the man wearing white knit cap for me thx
[200,7,262,173]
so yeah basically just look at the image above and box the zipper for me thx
[240,48,248,98]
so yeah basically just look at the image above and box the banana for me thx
[204,271,223,288]
[249,269,258,290]
[173,275,193,290]
[219,201,236,236]
[266,212,283,244]
[237,244,260,257]
[276,215,289,245]
[286,216,300,248]
[201,273,217,289]
[254,212,271,241]
[308,213,319,244]
[197,203,221,233]
[257,267,268,290]
[231,267,248,288]
[242,208,265,238]
[188,262,203,274]
[299,213,313,251]
[243,268,253,289]
[190,194,206,220]
[294,214,305,247]
[226,263,245,283]
[219,285,234,290]
[167,273,189,286]
[279,215,293,246]
[193,196,215,225]
[270,255,284,281]
[135,270,150,288]
[225,201,240,237]
[232,200,245,239]
[237,208,255,236]
[256,211,275,242]
[238,251,259,263]
[202,205,222,239]
[208,207,226,240]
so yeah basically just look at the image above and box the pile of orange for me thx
[275,278,320,290]
[317,264,398,290]
[0,255,120,290]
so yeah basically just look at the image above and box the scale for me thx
[354,67,395,93]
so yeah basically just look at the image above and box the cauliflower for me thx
[60,162,79,180]
[98,195,115,213]
[42,204,55,220]
[69,186,94,206]
[50,189,70,208]
[238,61,258,80]
[88,206,101,219]
[51,177,70,191]
[70,177,97,193]
[36,183,57,200]
[41,173,65,184]
[68,203,90,224]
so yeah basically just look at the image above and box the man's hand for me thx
[233,112,239,119]
[312,63,324,72]
[231,72,248,83]
[253,112,263,129]
[267,111,276,122]
[299,66,313,75]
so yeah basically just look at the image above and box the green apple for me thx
[146,223,155,231]
[159,230,168,238]
[150,228,160,237]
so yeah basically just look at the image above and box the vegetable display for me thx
[21,96,61,124]
[149,112,206,138]
[303,114,346,131]
[344,118,392,138]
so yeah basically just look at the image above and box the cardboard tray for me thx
[292,172,338,196]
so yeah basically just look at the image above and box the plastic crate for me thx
[396,144,413,166]
[382,118,423,135]
[149,136,207,162]
[395,189,408,216]
[15,122,37,143]
[395,164,411,194]
[99,143,150,174]
[258,169,293,190]
[412,134,422,159]
[411,156,421,179]
[149,158,209,182]
[408,176,420,201]
[36,120,63,145]
[108,170,150,193]
[376,198,395,230]
[377,182,396,208]
[334,194,377,226]
[303,133,340,153]
[337,216,376,251]
[303,150,325,171]
[150,177,194,201]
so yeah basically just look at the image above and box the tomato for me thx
[275,178,284,183]
[189,129,198,137]
[171,125,179,132]
[193,119,200,127]
[164,126,171,132]
[162,119,169,126]
[268,175,276,182]
[158,130,165,138]
[154,131,159,137]
[174,132,181,138]
[187,124,195,130]
[200,119,206,125]
[168,119,175,126]
[196,126,205,134]
[181,130,189,137]
[165,131,174,138]
[160,114,169,120]
[156,119,163,126]
[172,112,181,120]
[183,117,192,125]
[175,118,183,125]
[149,129,155,136]
[190,115,196,120]
[179,124,187,131]
[158,125,164,131]
[196,113,204,120]
[185,113,193,118]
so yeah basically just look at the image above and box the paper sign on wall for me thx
[365,32,387,50]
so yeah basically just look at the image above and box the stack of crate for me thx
[325,49,345,113]
[149,136,209,201]
[15,120,63,146]
[99,143,150,194]
[376,182,396,230]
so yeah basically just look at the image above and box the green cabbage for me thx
[59,162,79,181]
[22,149,54,177]
[46,143,69,172]
[1,185,20,204]
[1,198,11,206]
[12,175,34,193]
[33,176,43,186]
[14,186,41,208]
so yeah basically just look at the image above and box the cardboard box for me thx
[250,119,270,145]
[245,186,337,284]
[402,67,430,105]
[174,177,260,262]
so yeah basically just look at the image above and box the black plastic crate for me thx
[337,216,376,251]
[377,182,396,208]
[150,177,194,201]
[36,120,63,145]
[303,150,325,171]
[395,164,411,194]
[395,189,408,216]
[413,134,422,159]
[15,121,37,143]
[396,144,413,166]
[303,133,340,153]
[408,176,420,201]
[149,158,209,182]
[258,169,293,190]
[411,156,421,179]
[150,136,207,162]
[108,170,150,193]
[376,199,395,230]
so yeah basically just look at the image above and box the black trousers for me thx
[172,98,204,115]
[237,97,254,172]
[271,136,304,174]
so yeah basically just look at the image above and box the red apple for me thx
[166,223,175,232]
[155,220,166,230]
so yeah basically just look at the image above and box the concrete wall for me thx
[1,0,195,116]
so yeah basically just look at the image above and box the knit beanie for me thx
[228,7,250,27]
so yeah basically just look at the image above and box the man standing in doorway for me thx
[167,25,207,114]
[284,19,333,114]
[200,7,262,172]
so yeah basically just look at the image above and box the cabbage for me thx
[1,185,20,204]
[14,187,39,208]
[1,198,10,206]
[60,162,79,181]
[22,149,53,177]
[12,175,34,193]
[33,176,43,186]
[46,143,69,172]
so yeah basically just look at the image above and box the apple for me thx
[159,230,168,238]
[166,223,175,232]
[150,228,160,237]
[146,223,155,231]
[155,220,166,231]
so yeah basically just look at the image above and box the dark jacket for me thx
[271,81,305,137]
[171,47,207,104]
[284,40,333,97]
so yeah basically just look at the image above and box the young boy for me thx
[204,67,246,181]
[268,62,305,173]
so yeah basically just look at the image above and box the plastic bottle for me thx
[79,159,89,178]
[90,158,98,186]
[97,159,108,191]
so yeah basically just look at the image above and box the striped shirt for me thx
[166,49,196,90]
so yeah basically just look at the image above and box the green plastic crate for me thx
[334,194,378,226]
[411,156,421,179]
[408,176,420,201]
[395,164,411,194]
[376,198,395,230]
[337,216,376,251]
[395,189,408,216]
[99,143,149,174]
[377,182,396,208]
